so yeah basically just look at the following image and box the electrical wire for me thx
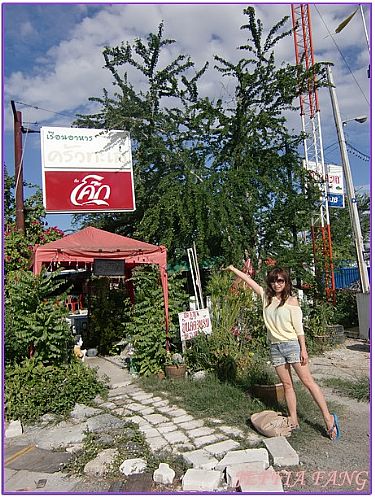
[14,101,77,119]
[314,5,369,106]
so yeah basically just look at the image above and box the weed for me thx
[322,376,369,402]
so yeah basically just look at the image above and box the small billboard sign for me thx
[178,309,212,341]
[306,161,345,208]
[41,127,135,213]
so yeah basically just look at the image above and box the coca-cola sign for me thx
[43,170,135,212]
[41,126,135,213]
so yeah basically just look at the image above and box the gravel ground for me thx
[281,339,370,493]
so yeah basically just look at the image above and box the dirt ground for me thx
[281,338,370,493]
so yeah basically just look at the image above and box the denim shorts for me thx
[269,340,301,367]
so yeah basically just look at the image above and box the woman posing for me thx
[226,264,340,441]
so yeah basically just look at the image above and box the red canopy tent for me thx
[32,226,169,334]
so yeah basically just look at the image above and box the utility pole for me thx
[11,100,25,233]
[325,64,370,293]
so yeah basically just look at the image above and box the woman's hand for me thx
[300,348,308,366]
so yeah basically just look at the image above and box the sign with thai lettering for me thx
[305,161,345,209]
[41,127,135,213]
[178,309,212,341]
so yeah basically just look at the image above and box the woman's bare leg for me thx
[275,363,298,427]
[292,362,337,439]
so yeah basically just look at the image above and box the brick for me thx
[226,462,268,487]
[182,469,222,491]
[263,436,299,466]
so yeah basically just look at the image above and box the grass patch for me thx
[141,373,277,429]
[322,376,369,402]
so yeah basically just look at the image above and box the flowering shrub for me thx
[5,222,64,273]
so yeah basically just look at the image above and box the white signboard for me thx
[178,309,212,341]
[305,161,345,208]
[41,126,132,170]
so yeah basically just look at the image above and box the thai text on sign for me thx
[178,309,212,341]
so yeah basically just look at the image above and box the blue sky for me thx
[3,2,371,232]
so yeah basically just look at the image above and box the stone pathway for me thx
[5,357,298,492]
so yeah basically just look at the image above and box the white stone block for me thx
[182,468,222,491]
[204,439,240,457]
[153,463,175,484]
[163,430,190,444]
[263,436,299,466]
[193,434,222,448]
[226,461,268,487]
[5,420,23,438]
[237,466,284,492]
[119,458,147,476]
[215,448,269,471]
[183,449,219,470]
[143,413,169,425]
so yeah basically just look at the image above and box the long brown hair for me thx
[265,267,292,307]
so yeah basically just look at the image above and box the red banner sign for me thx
[43,170,135,213]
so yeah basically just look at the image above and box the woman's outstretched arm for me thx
[225,265,263,296]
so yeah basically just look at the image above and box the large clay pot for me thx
[251,383,285,405]
[165,365,187,380]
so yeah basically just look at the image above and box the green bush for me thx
[5,359,108,423]
[5,269,73,365]
[332,289,359,328]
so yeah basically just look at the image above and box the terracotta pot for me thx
[165,364,187,380]
[250,383,285,405]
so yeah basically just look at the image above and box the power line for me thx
[314,5,369,106]
[14,101,77,119]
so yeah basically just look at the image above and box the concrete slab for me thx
[143,413,170,425]
[86,356,133,388]
[219,425,244,438]
[4,470,82,492]
[204,439,241,458]
[237,465,284,492]
[168,408,188,418]
[163,430,190,444]
[182,449,219,470]
[226,461,268,487]
[147,437,170,452]
[178,419,205,430]
[263,436,299,466]
[6,446,73,473]
[158,423,178,434]
[193,434,223,448]
[189,426,216,438]
[182,468,222,491]
[215,448,269,471]
[173,415,195,424]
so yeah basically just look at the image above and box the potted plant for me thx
[165,352,186,379]
[247,357,285,405]
[165,352,187,380]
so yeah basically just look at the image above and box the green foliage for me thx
[323,376,369,402]
[331,289,359,328]
[5,269,73,365]
[241,355,279,387]
[4,172,64,273]
[87,277,128,354]
[123,267,188,376]
[5,359,107,422]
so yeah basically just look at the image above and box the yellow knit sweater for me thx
[260,289,304,343]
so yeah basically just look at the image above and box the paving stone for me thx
[140,427,161,439]
[193,434,222,448]
[158,423,178,434]
[127,416,150,427]
[163,430,190,444]
[108,386,133,398]
[237,466,284,492]
[173,415,195,424]
[150,396,163,403]
[147,437,170,452]
[182,449,219,470]
[126,403,149,413]
[263,436,299,466]
[156,406,172,414]
[218,425,244,438]
[226,461,268,487]
[171,443,196,454]
[204,439,241,458]
[70,404,102,420]
[189,427,216,438]
[86,414,126,433]
[215,448,269,472]
[139,398,157,405]
[168,409,188,418]
[83,448,118,477]
[5,420,23,438]
[246,431,263,446]
[143,413,170,425]
[131,393,154,402]
[139,407,155,415]
[178,419,205,430]
[182,468,222,491]
[112,407,132,417]
[99,402,117,409]
[121,473,153,492]
[153,400,170,407]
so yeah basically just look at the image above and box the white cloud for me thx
[19,20,36,37]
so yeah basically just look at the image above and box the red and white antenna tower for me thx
[291,4,336,303]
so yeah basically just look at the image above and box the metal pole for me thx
[359,4,370,52]
[11,101,25,233]
[325,64,370,293]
